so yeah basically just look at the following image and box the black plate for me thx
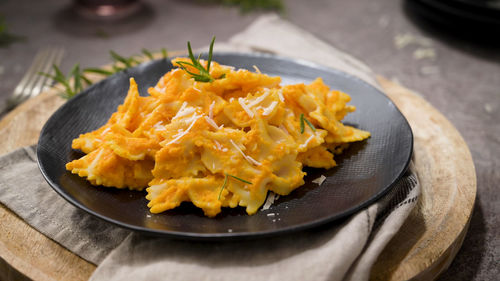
[37,53,413,240]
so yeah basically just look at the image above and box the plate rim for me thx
[37,52,413,240]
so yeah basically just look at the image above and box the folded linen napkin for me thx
[0,15,420,281]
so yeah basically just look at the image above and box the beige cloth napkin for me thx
[0,15,420,281]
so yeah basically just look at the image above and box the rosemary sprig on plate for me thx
[175,36,222,83]
[218,173,252,200]
[300,113,316,134]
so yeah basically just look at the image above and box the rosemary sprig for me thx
[218,173,229,200]
[141,48,154,60]
[84,48,169,77]
[39,64,91,99]
[176,36,221,83]
[218,173,252,200]
[0,16,25,48]
[300,113,316,134]
[227,174,252,184]
[40,47,169,99]
[204,0,284,13]
[83,67,114,76]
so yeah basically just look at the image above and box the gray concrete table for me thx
[0,0,497,280]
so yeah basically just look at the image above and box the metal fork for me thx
[5,47,65,111]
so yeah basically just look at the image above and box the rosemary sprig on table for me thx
[175,36,223,83]
[205,0,284,13]
[218,173,253,200]
[85,48,169,77]
[39,64,92,99]
[40,47,169,99]
[0,16,25,48]
[300,113,316,134]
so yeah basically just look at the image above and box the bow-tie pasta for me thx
[66,58,370,217]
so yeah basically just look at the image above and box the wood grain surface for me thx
[0,76,476,281]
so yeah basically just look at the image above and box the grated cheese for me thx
[252,65,261,74]
[262,101,278,116]
[238,98,254,118]
[165,114,200,145]
[171,102,188,120]
[214,140,223,150]
[101,127,111,135]
[209,101,215,119]
[153,121,166,131]
[246,155,262,166]
[247,89,271,108]
[312,175,327,185]
[262,192,276,210]
[229,139,262,166]
[278,90,285,102]
[204,116,220,130]
[172,129,185,138]
[299,135,315,149]
[87,148,105,177]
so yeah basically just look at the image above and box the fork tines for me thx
[6,47,65,110]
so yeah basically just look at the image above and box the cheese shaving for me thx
[214,140,223,151]
[312,175,327,185]
[209,101,215,119]
[253,65,261,74]
[278,90,285,102]
[171,102,190,120]
[261,192,276,210]
[204,116,220,130]
[238,98,254,118]
[229,139,261,166]
[153,121,166,131]
[165,114,200,145]
[247,89,271,108]
[262,101,278,116]
[299,135,315,149]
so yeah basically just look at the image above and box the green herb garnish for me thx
[218,173,252,200]
[300,113,316,134]
[0,16,25,48]
[175,36,221,83]
[227,174,252,184]
[161,48,168,59]
[40,47,169,99]
[141,48,154,60]
[204,0,284,13]
[218,173,229,200]
[39,64,91,99]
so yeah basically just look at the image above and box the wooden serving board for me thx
[0,76,476,281]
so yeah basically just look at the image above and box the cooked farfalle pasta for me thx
[66,58,370,217]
